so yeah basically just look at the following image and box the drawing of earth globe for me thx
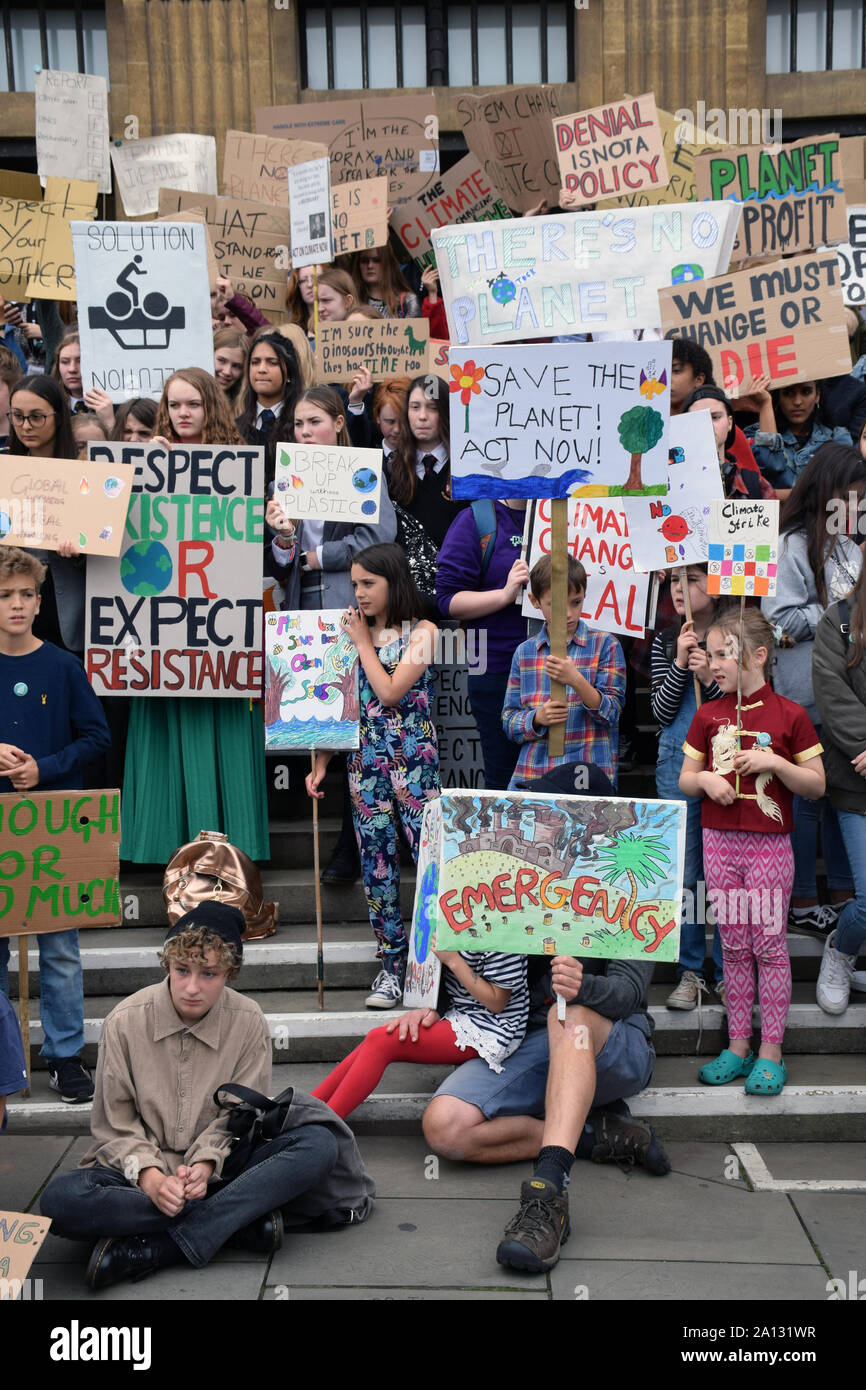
[120,539,173,596]
[414,860,439,962]
[352,467,377,493]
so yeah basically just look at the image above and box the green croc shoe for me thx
[744,1059,787,1096]
[698,1049,756,1085]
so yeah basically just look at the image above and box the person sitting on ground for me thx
[39,903,374,1290]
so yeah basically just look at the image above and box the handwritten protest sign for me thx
[432,202,740,345]
[0,790,121,936]
[264,610,359,750]
[0,1211,51,1297]
[659,251,852,389]
[274,443,382,522]
[289,158,333,267]
[434,661,486,791]
[331,177,389,256]
[392,154,510,270]
[0,455,132,556]
[554,93,669,206]
[158,189,289,309]
[317,318,429,385]
[426,338,450,378]
[0,196,48,298]
[695,135,848,261]
[256,96,439,207]
[110,134,217,217]
[841,136,866,207]
[448,341,671,500]
[35,70,110,193]
[429,791,685,963]
[222,129,328,206]
[622,410,722,571]
[452,85,564,213]
[26,177,97,301]
[73,220,213,400]
[0,170,42,200]
[85,443,264,696]
[404,797,442,1009]
[598,100,725,210]
[522,497,650,638]
[707,498,779,598]
[826,206,866,306]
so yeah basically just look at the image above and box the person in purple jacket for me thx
[436,500,530,790]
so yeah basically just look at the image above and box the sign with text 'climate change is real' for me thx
[431,202,740,345]
[84,444,265,697]
[0,790,121,936]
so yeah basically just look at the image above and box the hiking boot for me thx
[46,1056,94,1104]
[496,1178,570,1273]
[787,903,838,942]
[665,970,707,1011]
[365,970,403,1009]
[590,1111,671,1175]
[816,931,857,1015]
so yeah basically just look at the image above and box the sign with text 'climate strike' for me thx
[553,93,669,206]
[0,791,121,936]
[85,444,265,697]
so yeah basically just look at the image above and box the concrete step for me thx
[111,869,413,926]
[8,1055,866,1143]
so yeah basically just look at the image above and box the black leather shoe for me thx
[86,1235,164,1290]
[226,1209,283,1255]
[320,852,360,884]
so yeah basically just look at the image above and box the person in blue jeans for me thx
[651,566,725,1009]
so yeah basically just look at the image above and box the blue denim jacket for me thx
[746,419,852,488]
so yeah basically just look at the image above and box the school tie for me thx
[420,453,437,476]
[72,400,89,414]
[259,408,276,433]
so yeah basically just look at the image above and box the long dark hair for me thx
[780,442,866,606]
[352,542,426,627]
[235,332,302,445]
[846,563,866,670]
[8,374,77,458]
[771,379,832,435]
[388,375,450,506]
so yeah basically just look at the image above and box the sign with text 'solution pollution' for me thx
[554,93,669,206]
[431,202,740,345]
[84,443,265,697]
[274,443,383,522]
[0,790,121,936]
[426,791,686,963]
[264,610,359,750]
[72,220,214,400]
[448,341,671,500]
[622,409,723,571]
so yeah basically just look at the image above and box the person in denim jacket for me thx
[746,381,851,493]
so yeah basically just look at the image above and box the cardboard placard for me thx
[110,134,218,217]
[598,99,726,210]
[622,411,723,571]
[157,189,290,310]
[452,85,564,213]
[317,317,430,385]
[429,791,686,963]
[826,205,866,307]
[659,251,852,390]
[554,93,669,206]
[403,797,442,1009]
[0,1211,51,1297]
[448,341,671,500]
[522,497,650,638]
[331,177,389,256]
[0,196,48,299]
[0,455,132,556]
[256,96,440,208]
[391,153,511,270]
[26,177,98,301]
[426,338,450,377]
[432,202,741,346]
[0,170,42,201]
[0,790,121,936]
[274,443,383,522]
[222,129,328,206]
[707,498,779,598]
[35,69,110,194]
[264,610,359,750]
[695,135,848,261]
[85,443,265,697]
[288,157,333,267]
[840,136,866,208]
[72,220,214,400]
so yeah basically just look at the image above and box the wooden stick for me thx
[313,263,319,350]
[17,935,30,1098]
[734,593,746,797]
[679,566,702,709]
[311,750,325,1011]
[548,497,568,760]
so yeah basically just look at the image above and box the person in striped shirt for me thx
[502,555,626,787]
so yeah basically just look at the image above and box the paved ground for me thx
[4,1134,864,1303]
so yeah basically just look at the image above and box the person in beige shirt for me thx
[40,903,342,1290]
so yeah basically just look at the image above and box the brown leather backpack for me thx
[162,831,278,940]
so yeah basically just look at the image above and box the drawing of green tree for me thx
[594,833,671,937]
[616,405,665,492]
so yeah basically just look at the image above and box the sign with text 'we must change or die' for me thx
[0,790,121,936]
[85,444,265,697]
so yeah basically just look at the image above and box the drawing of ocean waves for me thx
[265,716,359,751]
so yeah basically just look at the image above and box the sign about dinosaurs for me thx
[264,610,360,750]
[316,317,430,385]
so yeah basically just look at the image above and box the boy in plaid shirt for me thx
[502,556,626,787]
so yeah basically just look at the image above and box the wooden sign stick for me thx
[17,936,30,1097]
[679,566,702,709]
[313,263,319,349]
[549,498,568,1024]
[311,750,325,1010]
[734,594,746,797]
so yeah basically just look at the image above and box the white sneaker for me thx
[665,971,707,1010]
[816,932,857,1015]
[365,970,403,1009]
[850,969,866,993]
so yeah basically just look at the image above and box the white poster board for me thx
[707,499,780,599]
[827,206,866,306]
[274,443,383,523]
[264,610,360,749]
[110,134,217,217]
[404,797,443,1009]
[35,70,110,193]
[622,410,723,571]
[288,157,334,268]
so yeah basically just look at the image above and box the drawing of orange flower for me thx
[449,360,485,431]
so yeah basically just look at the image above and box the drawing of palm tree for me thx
[593,833,671,936]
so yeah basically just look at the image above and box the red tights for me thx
[311,1020,477,1119]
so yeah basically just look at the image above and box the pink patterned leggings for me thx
[702,828,794,1046]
